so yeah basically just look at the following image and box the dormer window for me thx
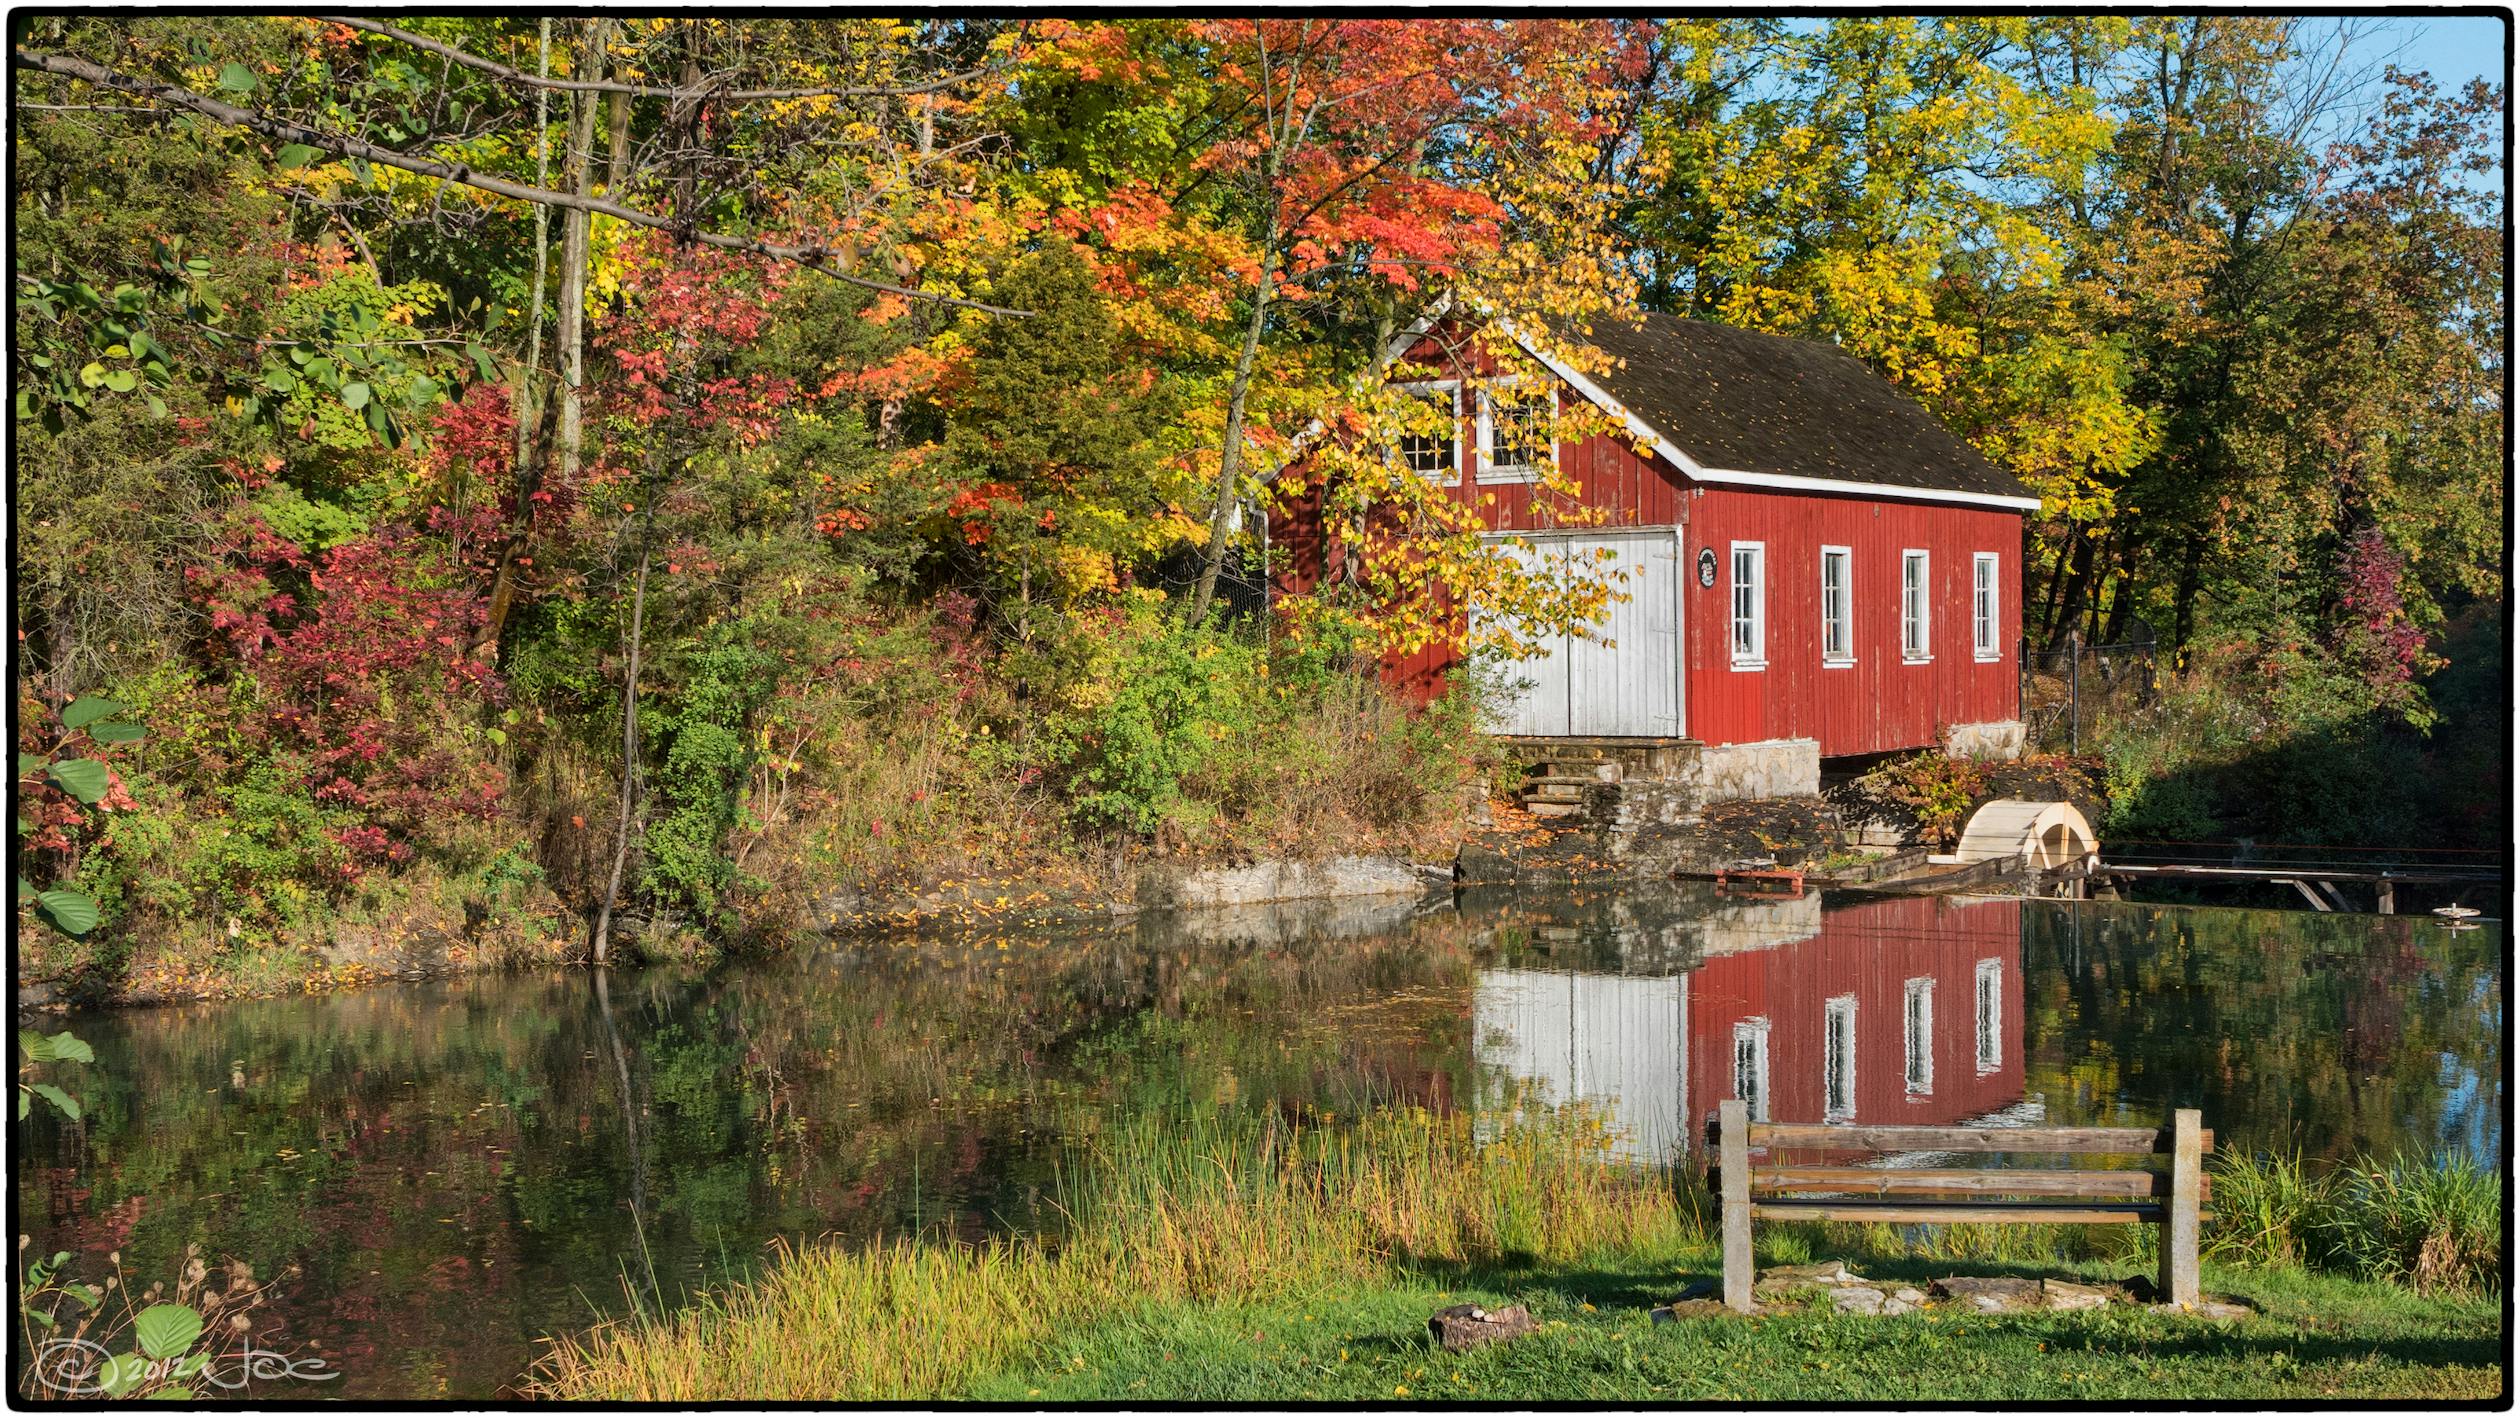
[1476,380,1554,483]
[1397,381,1461,485]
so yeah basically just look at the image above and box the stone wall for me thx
[1135,855,1428,911]
[1691,737,1821,804]
[1944,719,2028,761]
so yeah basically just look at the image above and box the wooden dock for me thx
[2096,861,2502,914]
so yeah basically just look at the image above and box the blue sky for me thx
[2380,14,2508,97]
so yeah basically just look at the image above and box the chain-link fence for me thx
[2020,634,2161,755]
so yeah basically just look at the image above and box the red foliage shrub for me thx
[187,503,509,871]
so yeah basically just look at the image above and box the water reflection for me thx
[13,889,2498,1399]
[1473,896,2028,1165]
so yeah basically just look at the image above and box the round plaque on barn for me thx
[1697,547,1718,586]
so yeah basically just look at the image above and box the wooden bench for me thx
[1714,1100,2211,1313]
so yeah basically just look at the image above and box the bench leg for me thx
[2158,1107,2202,1307]
[1720,1099,1754,1313]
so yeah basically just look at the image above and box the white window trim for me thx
[1973,551,2001,662]
[1904,977,1935,1097]
[1729,540,1767,670]
[1732,1017,1771,1122]
[1474,378,1555,485]
[1975,957,2003,1075]
[1819,545,1854,667]
[1823,994,1858,1123]
[1397,379,1462,487]
[1901,549,1933,664]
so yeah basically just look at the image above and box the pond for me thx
[14,889,2501,1399]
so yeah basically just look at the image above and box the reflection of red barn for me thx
[1472,894,2025,1163]
[1685,895,2024,1145]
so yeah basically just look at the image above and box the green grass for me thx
[535,1108,2504,1403]
[970,1257,2502,1404]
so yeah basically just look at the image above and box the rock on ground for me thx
[1428,1303,1537,1352]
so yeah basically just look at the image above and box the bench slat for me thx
[1749,1166,2207,1200]
[1749,1200,2171,1225]
[1740,1122,2214,1156]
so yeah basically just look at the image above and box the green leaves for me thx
[33,890,99,935]
[134,1304,205,1361]
[217,62,256,93]
[98,1354,151,1399]
[18,1029,90,1121]
[45,758,110,803]
[20,1030,95,1065]
[25,1083,79,1121]
[60,696,127,730]
[274,142,322,170]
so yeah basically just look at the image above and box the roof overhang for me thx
[1681,467,2044,512]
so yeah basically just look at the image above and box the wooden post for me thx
[2159,1108,2202,1307]
[2068,630,2082,754]
[1720,1099,1754,1313]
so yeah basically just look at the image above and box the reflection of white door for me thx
[1471,530,1681,738]
[1473,968,1684,1164]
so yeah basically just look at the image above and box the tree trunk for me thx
[2049,530,2100,651]
[605,74,633,193]
[556,19,608,490]
[592,966,647,1222]
[2169,530,2204,669]
[2098,536,2141,646]
[1188,253,1278,623]
[476,24,555,660]
[590,542,650,966]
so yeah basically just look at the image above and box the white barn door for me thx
[1474,530,1680,738]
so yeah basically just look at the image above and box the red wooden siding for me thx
[1684,895,2024,1143]
[1265,331,2024,753]
[1682,487,2021,755]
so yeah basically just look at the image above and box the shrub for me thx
[642,639,775,923]
[1034,608,1264,838]
[1858,751,1987,850]
[2315,1153,2501,1295]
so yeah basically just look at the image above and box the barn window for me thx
[1975,958,2003,1074]
[1820,546,1853,665]
[1398,381,1460,485]
[1904,977,1935,1096]
[1476,381,1553,483]
[1729,541,1766,668]
[1732,1018,1771,1122]
[1901,550,1932,662]
[1973,553,2000,661]
[1823,995,1857,1122]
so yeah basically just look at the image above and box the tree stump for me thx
[1428,1303,1536,1352]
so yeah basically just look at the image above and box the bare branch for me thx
[12,46,1030,317]
[319,16,1010,102]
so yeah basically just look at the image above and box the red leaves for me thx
[946,481,1023,546]
[189,501,509,876]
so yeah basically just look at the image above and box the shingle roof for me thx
[1573,314,2033,504]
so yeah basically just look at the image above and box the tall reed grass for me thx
[2207,1150,2500,1295]
[533,1103,1692,1401]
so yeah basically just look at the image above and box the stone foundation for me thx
[1944,719,2028,761]
[1136,855,1424,911]
[1691,737,1820,804]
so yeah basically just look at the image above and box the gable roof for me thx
[1263,308,2041,512]
[1555,314,2038,510]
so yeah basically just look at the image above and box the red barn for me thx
[1268,314,2037,791]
